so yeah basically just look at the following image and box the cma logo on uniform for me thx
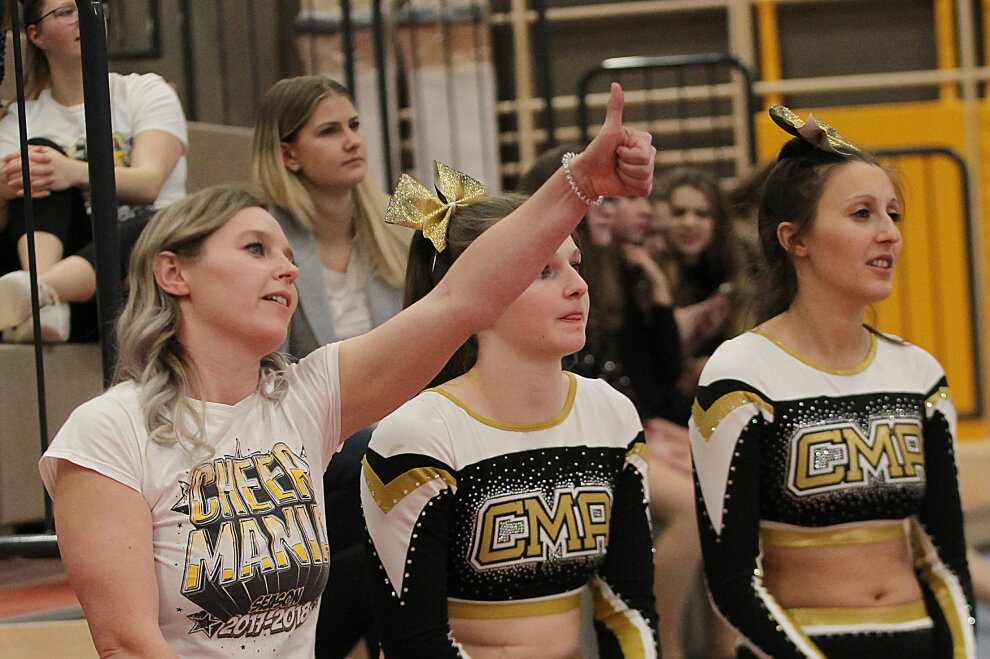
[789,418,925,495]
[471,488,611,569]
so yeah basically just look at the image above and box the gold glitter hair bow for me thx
[769,104,860,156]
[384,161,487,252]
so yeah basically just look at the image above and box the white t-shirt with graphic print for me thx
[0,71,187,209]
[40,342,342,658]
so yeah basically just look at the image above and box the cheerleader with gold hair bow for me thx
[362,86,660,657]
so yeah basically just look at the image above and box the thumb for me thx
[601,82,624,132]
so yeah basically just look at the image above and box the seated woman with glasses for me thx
[0,0,186,343]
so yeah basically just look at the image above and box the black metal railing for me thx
[0,0,118,558]
[577,53,758,178]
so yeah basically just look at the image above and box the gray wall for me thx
[109,0,303,126]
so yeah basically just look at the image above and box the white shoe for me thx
[0,270,70,342]
[3,302,70,343]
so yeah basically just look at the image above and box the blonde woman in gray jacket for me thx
[251,75,412,657]
[252,75,410,358]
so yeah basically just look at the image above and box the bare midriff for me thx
[760,521,923,608]
[450,608,583,658]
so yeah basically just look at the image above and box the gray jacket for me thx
[272,207,403,358]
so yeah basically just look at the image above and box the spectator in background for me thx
[0,0,186,342]
[252,75,409,358]
[643,191,670,264]
[251,74,410,659]
[657,166,754,423]
[613,195,652,246]
[586,194,618,248]
[611,180,739,659]
[609,194,682,420]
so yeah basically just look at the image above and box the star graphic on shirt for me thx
[187,610,223,637]
[171,480,191,515]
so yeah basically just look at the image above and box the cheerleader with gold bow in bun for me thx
[689,107,976,658]
[361,86,660,658]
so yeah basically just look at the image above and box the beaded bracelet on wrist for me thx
[561,151,604,206]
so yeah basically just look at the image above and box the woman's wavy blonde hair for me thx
[251,75,408,288]
[113,184,291,460]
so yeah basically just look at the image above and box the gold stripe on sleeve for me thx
[925,386,953,410]
[362,457,456,514]
[909,519,976,658]
[591,581,652,657]
[626,440,648,462]
[692,391,773,442]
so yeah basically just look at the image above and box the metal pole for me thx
[576,53,758,164]
[372,0,394,184]
[0,534,61,558]
[0,0,59,557]
[10,0,52,533]
[178,0,198,121]
[533,0,556,148]
[341,0,356,99]
[212,1,231,124]
[76,0,120,387]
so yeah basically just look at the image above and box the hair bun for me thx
[776,136,819,162]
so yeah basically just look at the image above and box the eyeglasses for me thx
[33,3,109,26]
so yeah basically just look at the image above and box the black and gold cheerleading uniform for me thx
[361,372,659,658]
[689,330,976,659]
